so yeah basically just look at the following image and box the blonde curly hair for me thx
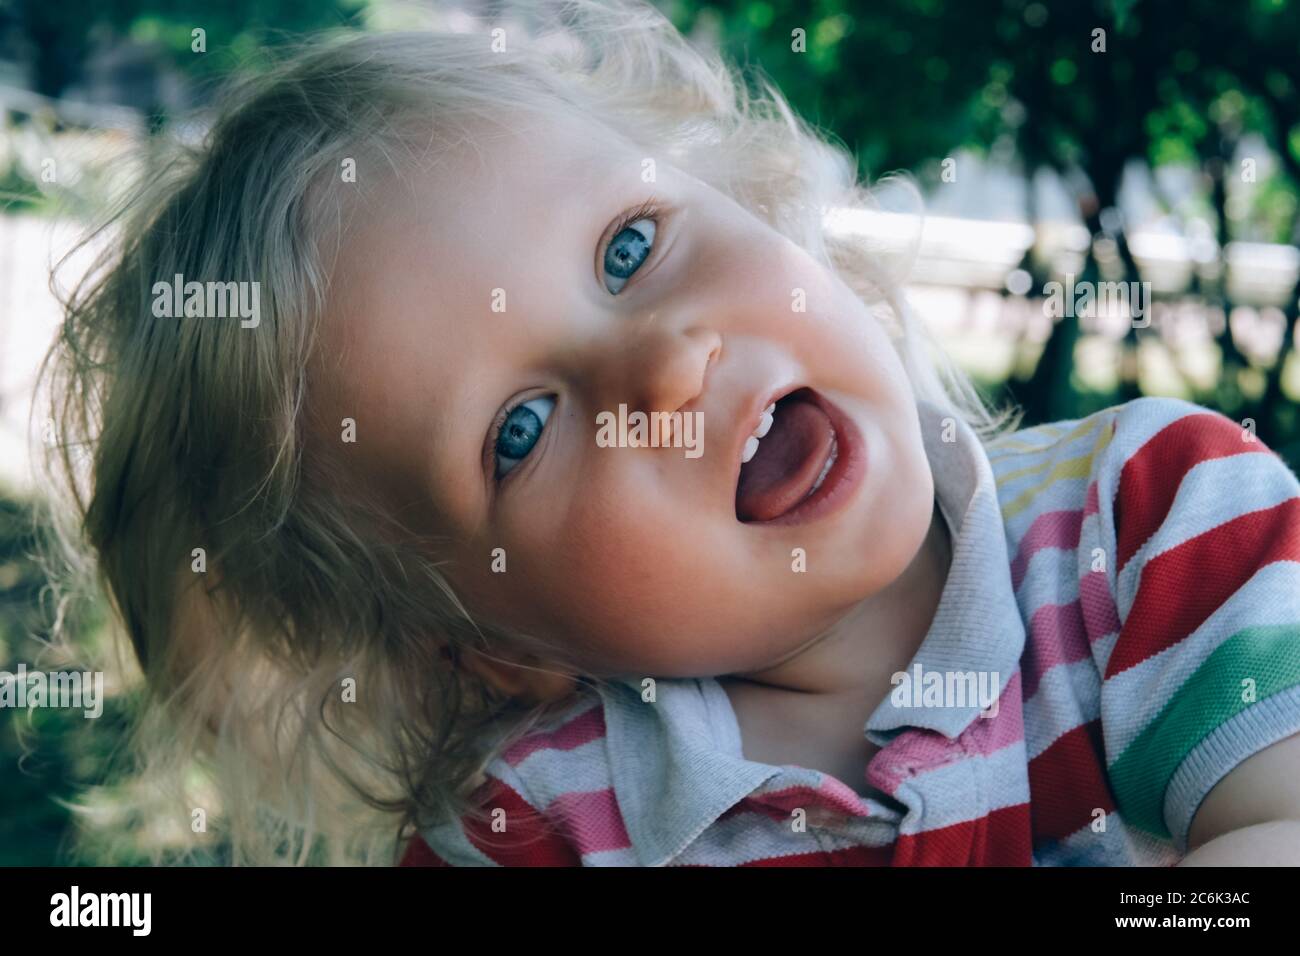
[35,0,1017,865]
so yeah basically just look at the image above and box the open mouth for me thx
[736,388,857,524]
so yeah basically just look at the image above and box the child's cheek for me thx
[511,484,724,670]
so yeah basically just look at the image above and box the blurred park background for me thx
[1,0,1299,864]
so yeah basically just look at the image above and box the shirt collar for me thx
[595,397,1025,865]
[863,397,1026,740]
[597,675,779,867]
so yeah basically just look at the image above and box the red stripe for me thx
[399,834,450,867]
[890,803,1033,866]
[1106,496,1300,678]
[740,844,896,866]
[1115,412,1267,573]
[462,778,582,866]
[1027,719,1115,843]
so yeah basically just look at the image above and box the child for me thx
[40,0,1300,867]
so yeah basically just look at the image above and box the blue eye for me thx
[602,218,656,294]
[494,396,554,478]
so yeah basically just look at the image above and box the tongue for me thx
[737,396,835,522]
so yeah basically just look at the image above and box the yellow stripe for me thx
[986,423,1070,457]
[992,417,1105,487]
[988,417,1098,463]
[999,418,1114,520]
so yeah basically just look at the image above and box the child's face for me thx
[315,110,935,680]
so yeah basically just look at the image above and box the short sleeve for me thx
[1094,397,1300,852]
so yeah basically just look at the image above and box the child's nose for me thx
[618,325,721,418]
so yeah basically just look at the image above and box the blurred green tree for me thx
[5,0,366,99]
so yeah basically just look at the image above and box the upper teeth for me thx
[741,403,776,464]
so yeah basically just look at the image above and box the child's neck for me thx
[718,499,952,792]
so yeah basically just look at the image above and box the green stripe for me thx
[1108,624,1300,838]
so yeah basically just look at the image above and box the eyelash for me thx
[609,198,661,238]
[488,400,532,482]
[486,201,665,485]
[603,198,663,290]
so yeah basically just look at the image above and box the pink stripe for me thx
[1078,568,1120,639]
[545,787,631,856]
[1022,600,1090,700]
[868,671,1025,794]
[812,774,874,817]
[749,778,872,819]
[953,669,1025,755]
[1010,510,1084,591]
[502,703,605,765]
[1083,480,1101,518]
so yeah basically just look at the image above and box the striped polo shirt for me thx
[403,395,1300,866]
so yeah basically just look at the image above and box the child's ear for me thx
[452,644,577,705]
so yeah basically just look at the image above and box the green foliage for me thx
[665,0,1300,206]
[12,0,370,96]
[0,159,46,215]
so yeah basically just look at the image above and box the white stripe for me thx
[672,802,897,866]
[1031,813,1180,866]
[1022,656,1102,760]
[989,409,1111,478]
[1090,630,1121,681]
[1106,396,1208,463]
[1115,451,1300,620]
[496,735,616,811]
[987,418,1086,466]
[892,740,1031,835]
[578,845,642,866]
[1103,561,1300,757]
[1094,396,1219,616]
[1164,683,1300,851]
[1000,472,1095,542]
[1015,550,1081,621]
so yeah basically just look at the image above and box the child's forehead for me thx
[323,108,662,295]
[307,107,668,473]
[405,109,646,212]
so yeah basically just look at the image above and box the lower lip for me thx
[748,391,867,527]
